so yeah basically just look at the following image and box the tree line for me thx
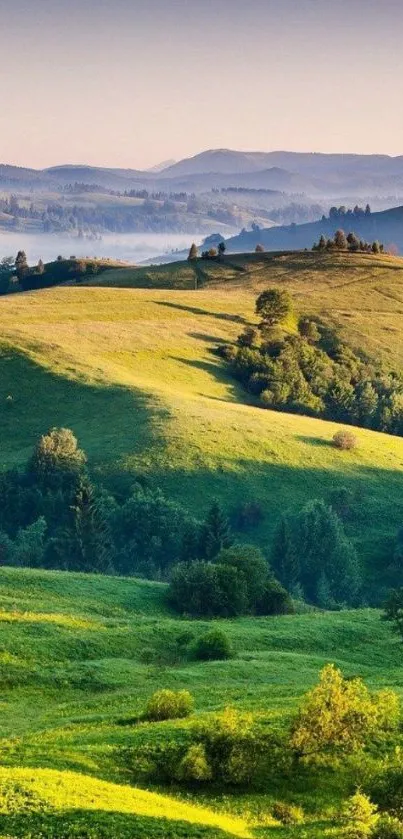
[0,426,375,611]
[313,229,384,253]
[221,288,403,435]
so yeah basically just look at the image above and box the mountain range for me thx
[3,149,403,198]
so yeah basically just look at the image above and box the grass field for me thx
[2,251,403,836]
[1,566,403,838]
[0,251,403,580]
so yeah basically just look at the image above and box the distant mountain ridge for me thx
[2,149,403,197]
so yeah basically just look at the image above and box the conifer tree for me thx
[188,243,198,261]
[199,501,232,560]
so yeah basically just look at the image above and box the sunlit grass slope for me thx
[0,766,251,838]
[1,252,403,574]
[88,250,403,367]
[1,566,403,838]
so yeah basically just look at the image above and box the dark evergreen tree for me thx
[271,516,300,593]
[15,250,28,282]
[199,501,232,560]
[188,243,198,261]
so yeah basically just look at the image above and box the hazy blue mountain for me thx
[226,204,403,253]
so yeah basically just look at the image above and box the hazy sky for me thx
[1,0,402,169]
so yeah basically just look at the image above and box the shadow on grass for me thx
[155,300,248,324]
[0,809,235,839]
[296,436,332,448]
[0,344,168,496]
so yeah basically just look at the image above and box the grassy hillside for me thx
[1,566,403,838]
[1,251,403,581]
[87,250,403,367]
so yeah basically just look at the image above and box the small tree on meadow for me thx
[15,250,28,281]
[343,791,378,838]
[218,241,226,255]
[27,427,87,490]
[334,229,348,250]
[188,243,198,261]
[255,288,292,329]
[291,664,399,761]
[36,259,45,275]
[255,244,265,253]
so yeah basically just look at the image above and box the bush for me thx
[291,665,399,761]
[256,577,294,616]
[333,429,358,450]
[372,817,403,839]
[193,628,233,661]
[177,744,212,782]
[215,544,269,610]
[144,689,194,721]
[368,761,403,820]
[343,791,378,839]
[194,707,259,785]
[169,560,248,618]
[272,801,304,825]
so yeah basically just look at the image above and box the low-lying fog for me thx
[0,232,203,265]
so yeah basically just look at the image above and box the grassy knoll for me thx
[1,567,403,839]
[0,254,403,581]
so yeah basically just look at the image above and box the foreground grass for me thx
[1,567,403,838]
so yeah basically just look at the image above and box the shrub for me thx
[144,689,194,721]
[372,817,403,839]
[333,429,358,450]
[256,577,294,615]
[368,760,403,820]
[177,744,212,782]
[272,801,304,825]
[343,791,378,838]
[237,327,258,348]
[170,560,248,618]
[215,544,269,610]
[194,707,258,784]
[193,628,233,661]
[291,664,399,761]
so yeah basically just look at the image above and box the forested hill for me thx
[225,205,403,253]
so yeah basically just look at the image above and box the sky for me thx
[1,0,403,170]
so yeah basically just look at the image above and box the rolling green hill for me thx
[1,565,403,839]
[1,251,403,583]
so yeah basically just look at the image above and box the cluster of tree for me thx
[272,499,361,608]
[313,229,384,253]
[0,429,268,584]
[0,252,109,294]
[200,241,226,259]
[0,191,242,236]
[323,204,371,221]
[221,288,403,436]
[169,544,293,618]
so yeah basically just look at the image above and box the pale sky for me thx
[1,0,402,170]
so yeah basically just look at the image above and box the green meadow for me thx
[1,252,403,574]
[1,250,403,836]
[1,566,403,838]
